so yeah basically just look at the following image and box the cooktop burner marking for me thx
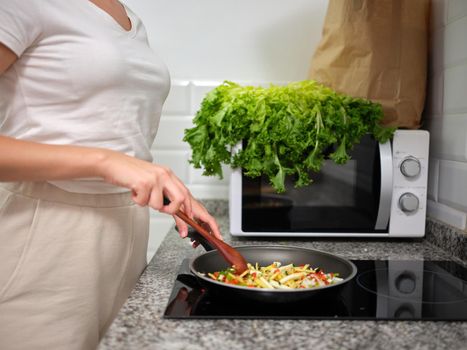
[356,268,467,304]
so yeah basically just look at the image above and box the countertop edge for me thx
[426,216,467,262]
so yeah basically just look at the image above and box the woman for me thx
[0,1,221,349]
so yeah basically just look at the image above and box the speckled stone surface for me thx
[426,216,467,261]
[99,201,467,350]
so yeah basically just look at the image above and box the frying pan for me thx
[186,229,357,303]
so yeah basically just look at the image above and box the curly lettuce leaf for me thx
[183,80,395,193]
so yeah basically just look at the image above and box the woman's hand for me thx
[97,149,222,241]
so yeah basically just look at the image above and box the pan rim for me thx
[189,245,358,293]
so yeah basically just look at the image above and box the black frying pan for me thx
[186,229,357,303]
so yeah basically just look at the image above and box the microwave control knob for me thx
[400,157,421,178]
[399,193,419,213]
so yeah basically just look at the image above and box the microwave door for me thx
[236,134,388,234]
[230,131,429,237]
[374,140,393,230]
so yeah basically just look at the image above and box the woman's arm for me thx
[0,135,223,239]
[0,43,221,240]
[0,42,16,73]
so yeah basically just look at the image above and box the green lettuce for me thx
[184,80,395,193]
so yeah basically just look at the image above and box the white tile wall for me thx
[438,160,467,212]
[425,115,467,161]
[447,0,467,22]
[123,0,328,82]
[444,15,467,67]
[153,116,193,150]
[427,200,467,230]
[425,0,467,230]
[444,65,467,114]
[152,150,190,183]
[427,158,440,201]
[162,81,191,115]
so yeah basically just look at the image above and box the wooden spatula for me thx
[164,197,248,274]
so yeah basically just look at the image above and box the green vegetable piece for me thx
[183,80,394,193]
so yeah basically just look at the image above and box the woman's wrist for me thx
[91,147,114,180]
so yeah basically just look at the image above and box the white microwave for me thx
[229,130,430,238]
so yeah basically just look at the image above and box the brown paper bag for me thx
[309,0,430,129]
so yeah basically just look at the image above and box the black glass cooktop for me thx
[163,259,467,320]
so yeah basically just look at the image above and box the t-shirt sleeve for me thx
[0,0,42,57]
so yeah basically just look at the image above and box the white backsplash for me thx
[152,80,231,200]
[425,0,467,230]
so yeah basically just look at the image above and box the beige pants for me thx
[0,182,149,350]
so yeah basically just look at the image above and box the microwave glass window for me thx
[241,135,385,233]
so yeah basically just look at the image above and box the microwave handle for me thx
[374,140,393,230]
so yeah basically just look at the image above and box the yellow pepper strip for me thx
[239,270,249,278]
[270,271,281,281]
[279,272,306,284]
[258,277,274,289]
[279,264,294,271]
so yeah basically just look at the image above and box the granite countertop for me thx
[99,201,467,350]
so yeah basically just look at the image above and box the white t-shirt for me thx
[0,0,170,193]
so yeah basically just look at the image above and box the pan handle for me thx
[164,196,215,252]
[186,227,215,252]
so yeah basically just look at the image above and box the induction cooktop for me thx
[163,259,467,320]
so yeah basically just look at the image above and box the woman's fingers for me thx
[149,166,180,213]
[192,201,223,241]
[147,185,164,211]
[173,199,223,244]
[165,174,193,218]
[170,173,193,218]
[203,215,223,241]
[152,167,193,216]
[159,191,184,215]
[131,186,150,207]
[173,215,188,238]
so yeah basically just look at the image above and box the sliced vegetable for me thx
[207,262,343,289]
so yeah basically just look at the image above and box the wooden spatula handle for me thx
[163,196,248,273]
